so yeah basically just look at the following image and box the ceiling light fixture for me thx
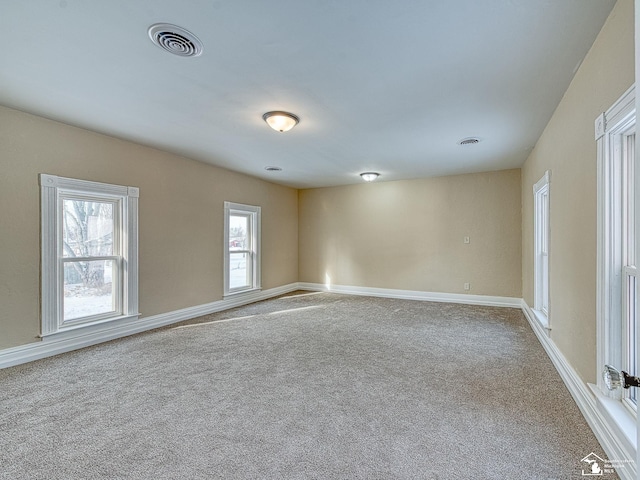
[263,111,299,132]
[360,172,380,182]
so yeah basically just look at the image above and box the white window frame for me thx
[533,170,551,329]
[40,174,139,337]
[596,85,636,413]
[223,201,261,297]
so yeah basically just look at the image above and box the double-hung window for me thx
[40,174,139,337]
[533,171,551,327]
[596,85,637,411]
[223,202,261,296]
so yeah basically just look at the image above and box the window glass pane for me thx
[64,260,115,320]
[229,252,251,289]
[229,214,249,251]
[63,199,115,257]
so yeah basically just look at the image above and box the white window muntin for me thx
[223,201,261,296]
[40,174,139,337]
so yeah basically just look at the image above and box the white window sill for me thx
[589,383,637,456]
[224,287,262,300]
[40,314,141,342]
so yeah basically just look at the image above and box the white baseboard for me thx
[521,300,636,480]
[0,283,522,369]
[0,283,299,369]
[298,282,522,308]
[0,282,521,369]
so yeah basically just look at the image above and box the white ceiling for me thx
[0,0,617,188]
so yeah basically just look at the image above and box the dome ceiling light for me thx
[360,172,380,182]
[263,111,299,132]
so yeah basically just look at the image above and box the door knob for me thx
[603,364,640,390]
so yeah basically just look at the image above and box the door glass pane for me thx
[542,192,549,253]
[624,134,635,266]
[63,199,115,257]
[542,252,549,314]
[229,252,251,289]
[627,274,637,405]
[64,260,115,320]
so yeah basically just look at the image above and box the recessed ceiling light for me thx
[458,137,481,145]
[265,166,282,172]
[148,23,203,57]
[263,111,299,132]
[360,172,380,182]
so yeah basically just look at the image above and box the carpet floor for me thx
[0,292,620,479]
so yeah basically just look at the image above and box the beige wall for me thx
[521,0,634,384]
[1,1,632,372]
[0,106,298,349]
[299,169,522,297]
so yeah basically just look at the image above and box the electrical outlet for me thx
[464,283,470,291]
[464,236,470,244]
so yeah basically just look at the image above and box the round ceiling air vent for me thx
[148,23,203,57]
[458,137,481,146]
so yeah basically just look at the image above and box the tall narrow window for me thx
[533,171,551,327]
[40,174,139,336]
[596,85,636,411]
[224,202,261,296]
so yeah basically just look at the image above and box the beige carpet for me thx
[0,292,619,479]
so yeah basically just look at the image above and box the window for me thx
[40,174,139,336]
[596,85,636,411]
[223,202,261,296]
[533,170,551,327]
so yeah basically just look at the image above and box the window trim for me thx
[596,85,636,407]
[223,201,261,297]
[40,174,139,337]
[533,170,551,329]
